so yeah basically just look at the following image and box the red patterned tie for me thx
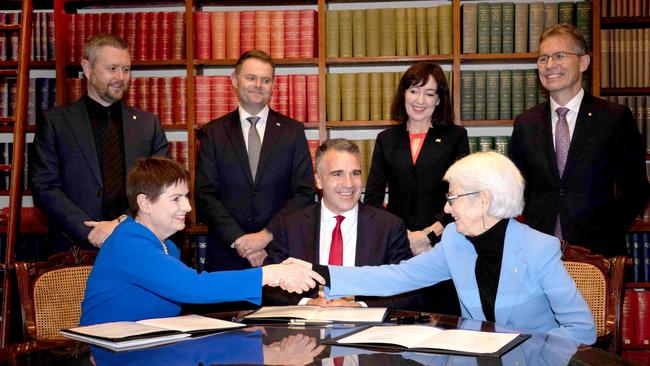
[333,356,345,366]
[328,215,345,266]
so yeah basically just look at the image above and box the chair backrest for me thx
[16,246,96,341]
[561,242,629,353]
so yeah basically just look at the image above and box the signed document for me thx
[243,305,388,323]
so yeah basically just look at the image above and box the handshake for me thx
[261,258,324,294]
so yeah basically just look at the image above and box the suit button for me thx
[559,189,565,197]
[247,216,253,222]
[96,189,102,196]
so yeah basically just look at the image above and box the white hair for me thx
[443,151,525,219]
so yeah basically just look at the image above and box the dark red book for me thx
[158,12,172,61]
[46,12,55,60]
[7,13,19,62]
[254,10,271,55]
[284,10,300,58]
[65,78,84,104]
[74,13,86,64]
[306,74,319,123]
[638,289,650,346]
[225,11,240,60]
[291,74,307,123]
[171,11,185,61]
[307,139,320,177]
[270,10,284,59]
[159,77,173,127]
[195,12,211,60]
[148,77,160,117]
[125,12,137,59]
[100,12,113,34]
[124,78,136,106]
[211,76,230,120]
[134,12,149,61]
[239,10,255,55]
[622,289,638,346]
[112,13,127,47]
[33,11,42,62]
[172,76,187,126]
[175,141,188,170]
[273,75,289,117]
[65,14,76,63]
[148,12,160,61]
[90,13,100,39]
[134,77,149,113]
[210,12,226,60]
[299,10,317,58]
[194,76,211,128]
[0,14,7,61]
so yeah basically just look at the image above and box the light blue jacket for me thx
[327,219,596,345]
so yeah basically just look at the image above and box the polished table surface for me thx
[0,310,636,365]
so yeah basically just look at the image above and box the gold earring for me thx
[482,212,487,229]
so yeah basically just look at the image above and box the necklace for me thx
[134,217,169,255]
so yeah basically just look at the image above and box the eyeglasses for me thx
[445,191,480,206]
[536,51,584,65]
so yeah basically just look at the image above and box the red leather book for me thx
[134,12,149,61]
[210,12,226,60]
[254,10,271,54]
[148,77,160,117]
[134,78,149,113]
[175,141,189,170]
[125,12,137,60]
[211,76,230,120]
[112,13,127,48]
[172,76,187,126]
[622,289,639,346]
[225,11,240,60]
[33,12,41,61]
[194,12,211,61]
[158,12,172,61]
[306,74,319,123]
[270,10,285,59]
[284,10,300,58]
[148,12,161,61]
[638,289,650,346]
[100,12,113,34]
[308,139,320,176]
[87,13,98,42]
[274,75,289,117]
[291,74,307,123]
[240,10,255,55]
[46,12,55,60]
[171,11,185,60]
[124,78,136,106]
[0,15,8,61]
[299,10,317,58]
[159,77,173,127]
[74,13,86,64]
[64,14,76,63]
[194,76,211,128]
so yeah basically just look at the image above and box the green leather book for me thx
[326,11,339,57]
[490,3,502,54]
[369,73,382,121]
[427,6,439,55]
[537,73,547,104]
[528,2,544,53]
[478,136,494,152]
[380,8,396,56]
[511,70,525,117]
[524,69,538,111]
[406,8,418,56]
[395,8,407,56]
[366,9,380,57]
[326,73,340,121]
[477,3,491,54]
[462,4,478,54]
[461,71,474,121]
[474,70,487,120]
[502,3,515,53]
[558,2,575,26]
[468,136,479,154]
[514,3,529,53]
[339,10,353,58]
[576,2,592,51]
[341,73,356,121]
[494,136,510,156]
[352,9,366,57]
[382,72,395,120]
[356,73,370,121]
[486,70,500,120]
[544,3,558,30]
[499,70,512,120]
[416,8,428,56]
[438,5,453,55]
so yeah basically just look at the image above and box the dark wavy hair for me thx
[390,62,453,125]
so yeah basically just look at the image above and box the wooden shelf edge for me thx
[622,343,650,350]
[600,87,650,96]
[327,120,401,128]
[185,224,207,235]
[461,52,538,62]
[601,17,650,28]
[626,283,650,289]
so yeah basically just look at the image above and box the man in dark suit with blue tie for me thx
[196,50,315,272]
[511,24,649,256]
[32,34,169,255]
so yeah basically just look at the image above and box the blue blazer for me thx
[326,219,596,345]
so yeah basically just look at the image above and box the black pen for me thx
[388,315,431,324]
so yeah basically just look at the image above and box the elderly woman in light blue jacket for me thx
[289,151,595,345]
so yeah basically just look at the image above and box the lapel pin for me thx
[435,138,441,143]
[132,115,137,120]
[587,112,592,117]
[276,122,281,126]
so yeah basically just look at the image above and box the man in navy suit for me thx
[265,139,419,309]
[196,50,314,271]
[32,34,168,255]
[511,24,649,256]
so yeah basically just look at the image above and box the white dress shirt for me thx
[550,88,584,149]
[238,105,269,150]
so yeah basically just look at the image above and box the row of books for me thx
[325,6,453,58]
[0,77,56,126]
[462,2,592,55]
[64,12,185,64]
[168,141,188,170]
[604,95,650,154]
[601,0,650,17]
[195,74,318,127]
[461,69,545,121]
[0,12,55,62]
[626,232,650,283]
[621,289,650,347]
[469,136,510,156]
[327,72,399,122]
[600,28,650,88]
[194,10,317,61]
[0,142,32,192]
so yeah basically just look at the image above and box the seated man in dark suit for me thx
[265,138,420,309]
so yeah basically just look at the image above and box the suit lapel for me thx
[65,100,102,185]
[354,204,376,265]
[562,95,595,181]
[255,110,284,184]
[494,219,527,325]
[121,105,139,169]
[224,111,255,185]
[304,205,321,265]
[538,103,561,181]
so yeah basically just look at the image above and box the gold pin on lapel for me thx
[435,138,441,143]
[587,112,592,117]
[132,115,137,120]
[276,122,281,126]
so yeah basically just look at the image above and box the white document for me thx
[337,325,521,354]
[244,305,388,323]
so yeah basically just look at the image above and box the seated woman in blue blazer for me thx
[288,151,595,345]
[80,157,323,325]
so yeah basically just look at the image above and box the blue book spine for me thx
[643,233,650,283]
[632,232,642,283]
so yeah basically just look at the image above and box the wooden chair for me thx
[561,242,630,354]
[15,246,96,341]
